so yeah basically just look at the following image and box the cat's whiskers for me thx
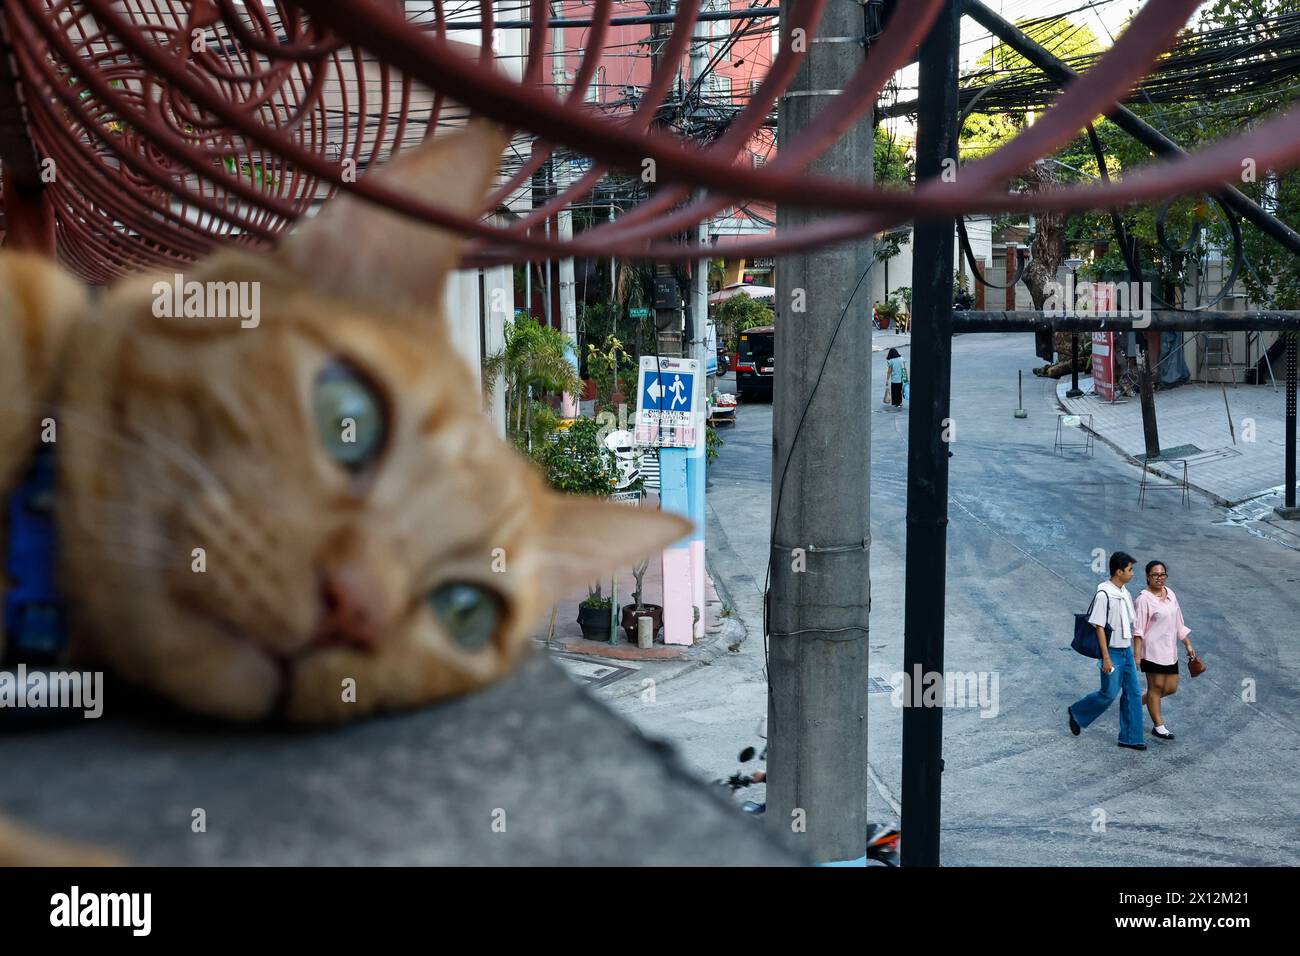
[36,412,216,575]
[58,418,308,643]
[57,515,188,575]
[55,407,232,505]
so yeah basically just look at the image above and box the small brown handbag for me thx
[1188,653,1206,677]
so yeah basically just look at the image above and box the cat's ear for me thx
[0,251,86,334]
[0,251,86,398]
[537,496,694,598]
[272,119,507,311]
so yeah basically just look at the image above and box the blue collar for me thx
[3,441,65,666]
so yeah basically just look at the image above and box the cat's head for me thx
[54,121,691,723]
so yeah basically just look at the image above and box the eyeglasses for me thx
[1150,572,1168,578]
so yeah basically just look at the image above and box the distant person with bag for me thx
[885,348,906,410]
[1134,560,1198,741]
[1068,551,1147,750]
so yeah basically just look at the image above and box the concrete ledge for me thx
[0,654,802,866]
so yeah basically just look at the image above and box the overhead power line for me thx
[437,7,780,30]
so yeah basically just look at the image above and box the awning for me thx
[709,284,776,305]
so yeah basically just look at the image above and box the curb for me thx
[1052,388,1243,508]
[872,336,913,353]
[705,557,749,651]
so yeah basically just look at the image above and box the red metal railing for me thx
[2,1,1300,279]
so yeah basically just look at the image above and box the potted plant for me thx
[874,299,900,331]
[619,558,663,642]
[534,418,621,642]
[578,583,614,641]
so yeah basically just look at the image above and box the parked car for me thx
[734,325,774,401]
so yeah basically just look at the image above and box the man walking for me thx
[1068,551,1147,750]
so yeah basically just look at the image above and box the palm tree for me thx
[483,316,582,446]
[709,258,727,292]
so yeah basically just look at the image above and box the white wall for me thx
[431,4,524,437]
[870,217,993,309]
[1181,255,1277,382]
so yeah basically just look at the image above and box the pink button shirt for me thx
[1134,586,1190,666]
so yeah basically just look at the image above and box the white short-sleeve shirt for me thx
[1087,581,1137,649]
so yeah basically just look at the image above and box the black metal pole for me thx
[1067,334,1082,398]
[1138,330,1162,459]
[1286,337,1298,512]
[1066,267,1083,398]
[901,0,960,868]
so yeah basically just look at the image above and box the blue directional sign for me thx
[635,357,704,448]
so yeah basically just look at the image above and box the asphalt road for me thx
[612,331,1300,866]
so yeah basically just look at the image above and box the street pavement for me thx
[606,330,1300,866]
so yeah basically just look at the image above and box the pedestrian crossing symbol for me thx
[634,356,704,448]
[643,371,694,411]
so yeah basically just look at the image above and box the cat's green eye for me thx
[429,584,503,652]
[314,361,386,471]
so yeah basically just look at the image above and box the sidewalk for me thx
[1055,375,1295,507]
[535,516,743,699]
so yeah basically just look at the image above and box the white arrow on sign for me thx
[646,380,665,401]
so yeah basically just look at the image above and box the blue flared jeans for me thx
[1070,645,1145,746]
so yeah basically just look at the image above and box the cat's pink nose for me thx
[314,565,382,650]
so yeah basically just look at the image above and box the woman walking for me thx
[1134,560,1196,741]
[885,348,906,410]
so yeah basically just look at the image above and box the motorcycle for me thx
[714,720,900,866]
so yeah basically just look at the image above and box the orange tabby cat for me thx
[0,121,690,863]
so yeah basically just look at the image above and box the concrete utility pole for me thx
[553,2,580,413]
[901,0,960,868]
[767,0,873,863]
[689,209,709,640]
[648,0,684,358]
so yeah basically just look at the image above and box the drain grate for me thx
[1139,444,1202,462]
[867,676,895,695]
[553,654,639,688]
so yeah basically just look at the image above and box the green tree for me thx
[958,17,1105,308]
[482,315,581,448]
[715,292,774,352]
[960,17,1103,160]
[873,124,913,186]
[1194,0,1300,307]
[873,125,915,263]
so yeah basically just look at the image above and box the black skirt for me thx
[1141,659,1179,675]
[891,382,904,406]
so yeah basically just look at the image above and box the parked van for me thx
[735,325,774,402]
